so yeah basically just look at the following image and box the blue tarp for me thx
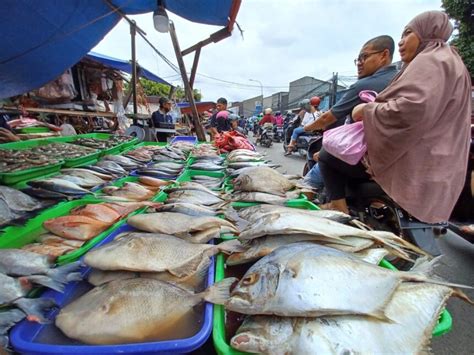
[86,52,172,86]
[0,0,234,99]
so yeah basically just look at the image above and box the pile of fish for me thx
[0,249,81,347]
[22,201,162,258]
[54,232,240,344]
[99,154,146,172]
[170,140,195,154]
[191,143,220,158]
[72,136,133,150]
[0,186,45,227]
[223,243,473,354]
[189,174,224,190]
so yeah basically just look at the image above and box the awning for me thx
[0,0,237,99]
[177,101,215,114]
[86,52,172,86]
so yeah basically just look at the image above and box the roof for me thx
[86,52,171,86]
[0,0,238,99]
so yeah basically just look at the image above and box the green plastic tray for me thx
[0,162,63,185]
[213,253,452,355]
[0,198,151,266]
[18,126,51,133]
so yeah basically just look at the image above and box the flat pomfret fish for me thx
[56,277,234,345]
[231,191,300,205]
[43,215,110,240]
[233,166,295,195]
[156,203,219,217]
[166,190,224,206]
[231,283,464,354]
[209,243,471,319]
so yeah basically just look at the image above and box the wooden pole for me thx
[130,21,138,115]
[169,21,206,142]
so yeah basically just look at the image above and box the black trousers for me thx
[318,148,370,201]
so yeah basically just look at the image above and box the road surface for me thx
[253,136,474,355]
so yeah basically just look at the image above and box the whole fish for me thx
[150,162,184,170]
[70,203,122,224]
[156,203,220,217]
[230,191,300,205]
[166,182,221,197]
[0,249,80,281]
[61,168,113,181]
[96,160,127,175]
[105,201,163,218]
[209,243,471,319]
[0,309,26,348]
[0,186,43,212]
[21,187,72,201]
[81,165,121,178]
[28,178,93,196]
[54,175,100,188]
[231,283,464,354]
[232,166,295,195]
[22,243,76,257]
[87,257,212,291]
[0,297,55,325]
[138,176,173,187]
[85,233,243,276]
[56,277,234,345]
[167,190,224,206]
[127,212,237,237]
[227,162,278,170]
[43,215,110,240]
[102,155,144,170]
[136,169,180,179]
[37,234,85,248]
[190,162,225,171]
[0,199,21,227]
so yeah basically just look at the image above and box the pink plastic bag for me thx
[322,121,367,165]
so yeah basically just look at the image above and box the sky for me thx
[93,0,443,103]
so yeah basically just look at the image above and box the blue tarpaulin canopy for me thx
[0,0,236,99]
[86,52,172,86]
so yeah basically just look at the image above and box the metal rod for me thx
[169,21,206,142]
[189,47,201,88]
[130,21,138,115]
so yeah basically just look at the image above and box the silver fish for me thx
[28,178,92,196]
[232,166,295,195]
[230,191,300,205]
[167,190,225,206]
[209,243,470,319]
[190,162,225,171]
[156,203,220,217]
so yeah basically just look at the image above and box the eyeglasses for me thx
[353,50,385,65]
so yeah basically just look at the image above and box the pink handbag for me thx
[323,121,367,165]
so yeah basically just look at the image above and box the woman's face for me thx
[398,27,421,63]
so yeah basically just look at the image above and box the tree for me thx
[138,78,171,97]
[442,0,474,78]
[172,85,202,102]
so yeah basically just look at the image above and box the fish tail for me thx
[405,274,474,290]
[217,240,247,254]
[47,261,82,283]
[26,275,65,292]
[200,277,238,305]
[452,289,474,305]
[14,298,56,324]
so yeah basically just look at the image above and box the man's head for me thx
[216,97,228,112]
[356,35,394,79]
[159,97,172,113]
[264,108,272,115]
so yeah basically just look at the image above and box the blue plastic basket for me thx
[170,136,198,145]
[10,224,215,354]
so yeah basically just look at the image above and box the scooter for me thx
[303,137,447,270]
[273,125,284,143]
[257,123,274,148]
[283,116,314,156]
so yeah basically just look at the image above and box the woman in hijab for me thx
[319,10,471,223]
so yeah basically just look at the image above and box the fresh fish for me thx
[233,166,295,195]
[156,203,219,217]
[43,215,110,240]
[22,243,76,257]
[87,257,212,291]
[61,168,114,181]
[238,210,425,260]
[209,243,471,318]
[135,169,180,179]
[81,165,121,178]
[138,176,173,187]
[150,162,184,170]
[167,190,225,206]
[190,162,225,171]
[21,187,72,201]
[56,277,233,345]
[0,199,21,227]
[1,298,55,325]
[0,186,43,212]
[166,182,222,197]
[85,233,243,276]
[226,235,380,266]
[0,270,66,298]
[0,249,81,281]
[28,178,93,196]
[227,162,278,170]
[127,212,237,237]
[0,309,25,348]
[59,170,106,185]
[37,234,84,248]
[104,201,163,218]
[237,204,353,224]
[231,283,464,354]
[70,203,122,224]
[230,191,300,205]
[54,175,100,188]
[96,160,127,174]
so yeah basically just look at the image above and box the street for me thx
[253,136,474,355]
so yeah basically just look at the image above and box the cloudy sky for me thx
[93,0,443,103]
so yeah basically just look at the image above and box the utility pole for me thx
[330,72,338,107]
[130,21,138,115]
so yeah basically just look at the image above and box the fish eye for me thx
[242,273,259,286]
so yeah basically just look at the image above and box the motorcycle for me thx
[273,125,284,143]
[303,137,448,270]
[257,123,274,148]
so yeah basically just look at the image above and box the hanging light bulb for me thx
[153,0,169,33]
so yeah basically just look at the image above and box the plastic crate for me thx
[0,199,148,266]
[170,136,198,145]
[0,162,63,185]
[212,253,453,355]
[10,224,215,354]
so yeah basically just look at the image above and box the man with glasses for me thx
[304,35,397,133]
[301,35,397,191]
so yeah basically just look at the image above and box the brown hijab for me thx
[363,11,471,223]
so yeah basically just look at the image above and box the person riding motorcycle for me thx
[285,96,321,155]
[256,108,275,139]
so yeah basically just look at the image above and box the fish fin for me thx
[200,277,238,305]
[25,275,65,292]
[46,261,82,283]
[217,240,247,254]
[409,255,443,275]
[189,227,220,243]
[14,298,56,324]
[452,289,474,305]
[404,273,474,290]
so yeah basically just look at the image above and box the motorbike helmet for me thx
[299,99,311,112]
[275,111,281,116]
[310,96,321,107]
[264,108,272,115]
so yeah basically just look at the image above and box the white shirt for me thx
[301,110,321,126]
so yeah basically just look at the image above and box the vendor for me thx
[0,114,20,143]
[151,97,174,142]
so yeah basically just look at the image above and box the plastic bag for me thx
[322,121,367,165]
